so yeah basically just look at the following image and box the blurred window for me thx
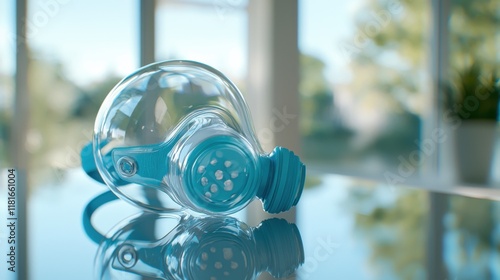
[0,1,15,168]
[299,0,431,177]
[156,0,248,91]
[8,0,497,185]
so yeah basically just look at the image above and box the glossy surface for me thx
[15,169,500,279]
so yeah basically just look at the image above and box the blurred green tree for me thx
[300,54,336,137]
[26,54,122,184]
[0,68,13,165]
[346,0,499,278]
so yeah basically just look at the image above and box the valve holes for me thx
[223,180,233,191]
[201,177,208,186]
[198,165,206,174]
[210,159,218,165]
[216,151,223,158]
[224,160,232,168]
[230,171,239,179]
[215,170,223,180]
[205,192,212,198]
[210,184,218,193]
[223,248,233,260]
[117,157,137,177]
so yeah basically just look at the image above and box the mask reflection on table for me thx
[83,191,305,280]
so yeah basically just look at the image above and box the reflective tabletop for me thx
[6,169,500,280]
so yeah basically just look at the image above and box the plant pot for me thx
[454,120,497,185]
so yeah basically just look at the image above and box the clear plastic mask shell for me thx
[88,60,305,214]
[94,60,262,212]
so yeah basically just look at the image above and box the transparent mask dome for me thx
[88,60,305,214]
[93,60,262,212]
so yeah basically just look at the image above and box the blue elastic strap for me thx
[81,142,105,184]
[82,191,119,244]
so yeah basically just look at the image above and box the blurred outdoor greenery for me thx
[0,53,121,184]
[0,1,496,178]
[0,0,500,191]
[300,0,427,171]
[0,0,497,183]
[329,0,498,279]
[0,1,498,278]
[300,0,499,174]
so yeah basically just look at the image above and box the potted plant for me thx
[446,63,500,185]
